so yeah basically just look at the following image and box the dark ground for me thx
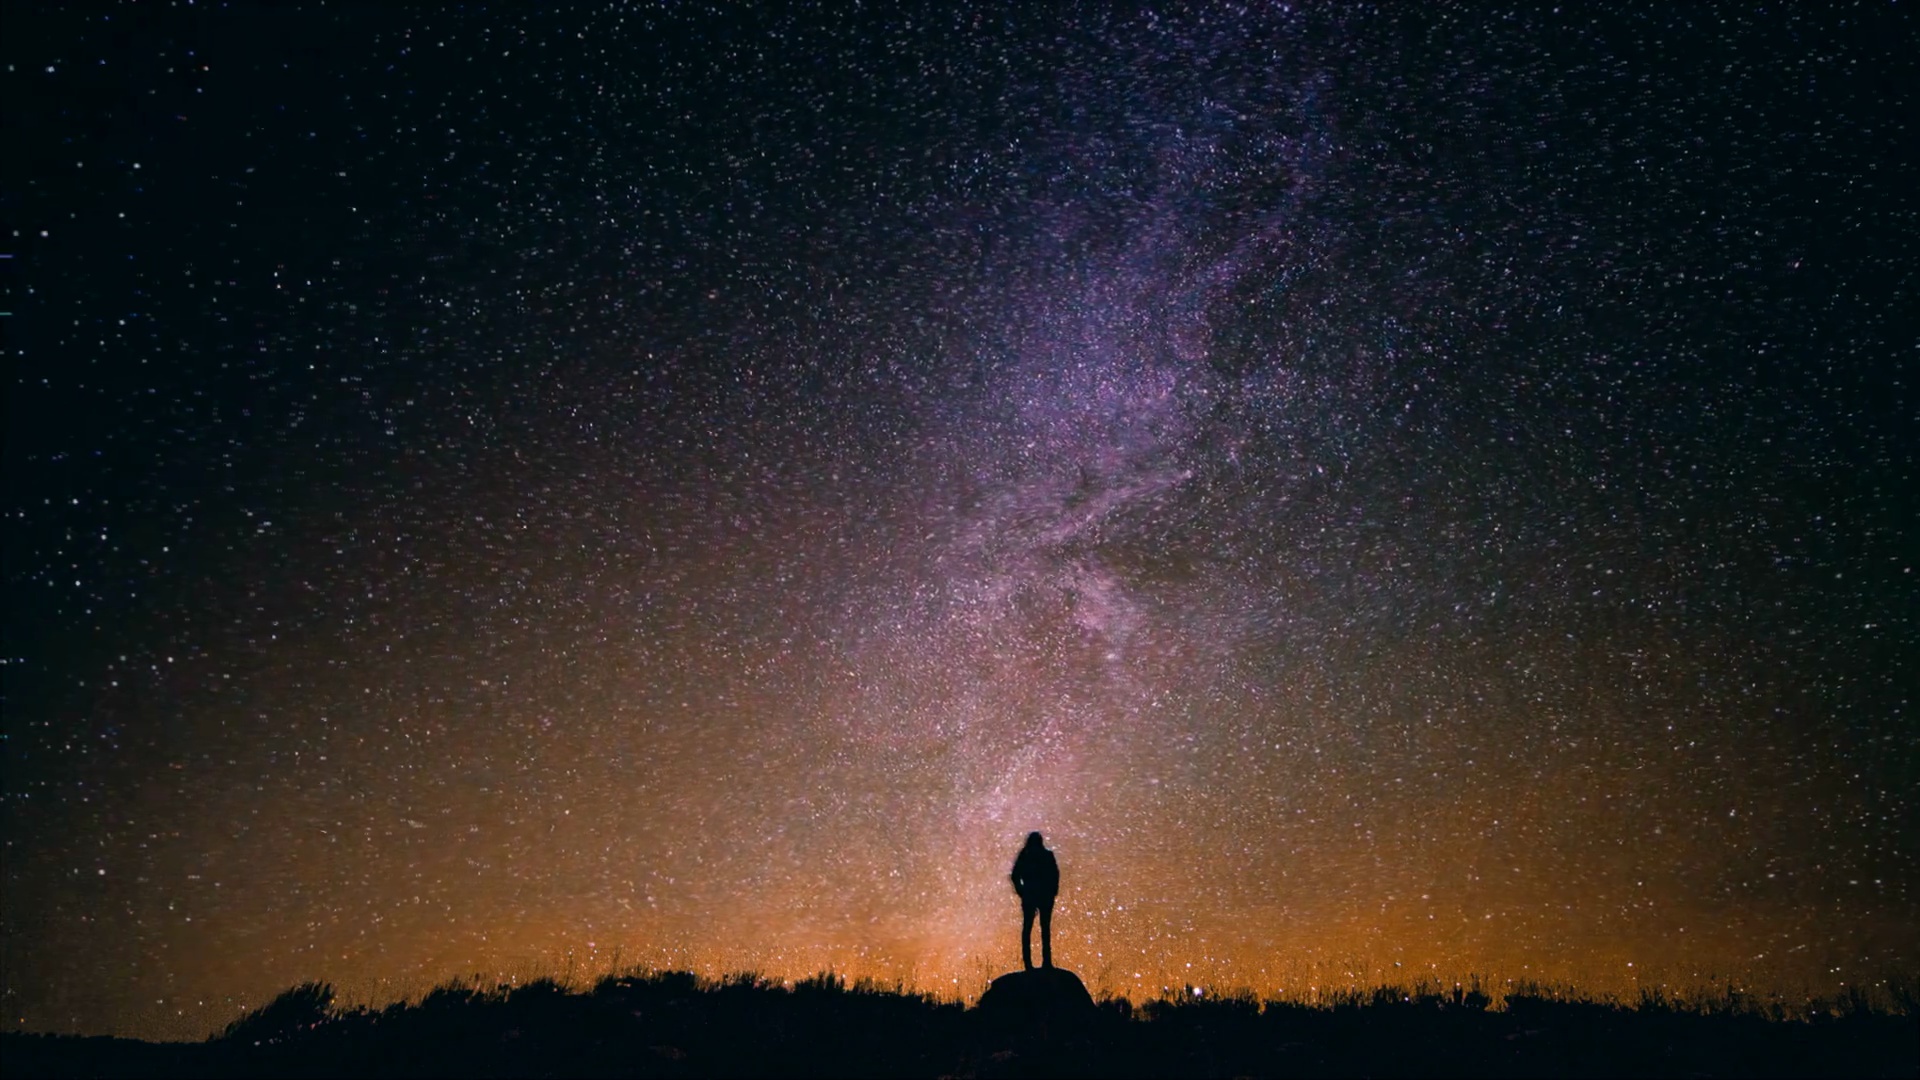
[5,971,1916,1078]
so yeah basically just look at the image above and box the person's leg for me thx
[1039,898,1054,969]
[1021,902,1037,970]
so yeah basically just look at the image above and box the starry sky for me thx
[4,2,1915,1042]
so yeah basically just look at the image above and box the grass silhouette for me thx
[7,968,1915,1077]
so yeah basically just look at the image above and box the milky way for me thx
[5,3,1914,1040]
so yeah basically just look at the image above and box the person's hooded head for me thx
[1026,831,1045,848]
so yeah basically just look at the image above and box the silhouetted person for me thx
[1010,831,1059,970]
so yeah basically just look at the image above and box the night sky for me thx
[5,2,1915,1042]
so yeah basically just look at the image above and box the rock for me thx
[974,967,1098,1038]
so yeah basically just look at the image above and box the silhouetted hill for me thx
[6,971,1915,1078]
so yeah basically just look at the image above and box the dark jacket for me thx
[1011,844,1059,902]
